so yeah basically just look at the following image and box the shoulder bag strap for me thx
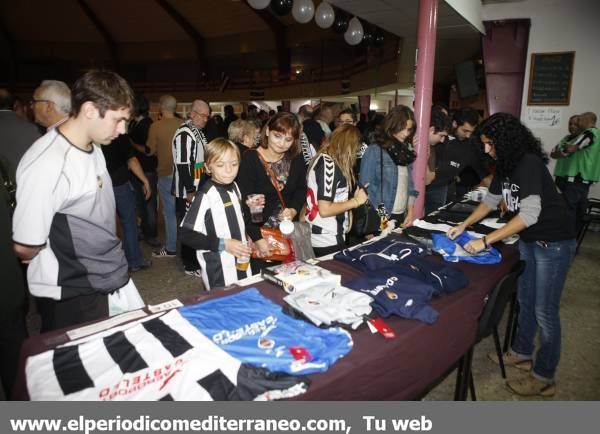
[256,150,287,209]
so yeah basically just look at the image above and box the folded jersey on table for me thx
[284,283,373,329]
[26,310,308,401]
[333,235,425,272]
[344,271,439,324]
[432,232,502,264]
[383,255,469,296]
[178,288,353,375]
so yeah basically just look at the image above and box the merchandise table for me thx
[13,244,519,401]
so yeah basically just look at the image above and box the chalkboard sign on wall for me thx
[527,51,575,105]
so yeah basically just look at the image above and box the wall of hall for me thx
[483,0,600,197]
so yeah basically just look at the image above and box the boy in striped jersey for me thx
[180,139,252,290]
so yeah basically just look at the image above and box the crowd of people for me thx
[1,68,598,399]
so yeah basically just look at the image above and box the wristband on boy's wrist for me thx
[483,236,489,248]
[218,238,225,252]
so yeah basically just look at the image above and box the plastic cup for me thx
[236,255,250,271]
[248,194,264,223]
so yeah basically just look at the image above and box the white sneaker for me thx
[152,247,176,258]
[184,269,202,278]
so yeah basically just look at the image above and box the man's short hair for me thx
[37,80,71,115]
[579,111,597,128]
[298,104,313,119]
[159,95,177,114]
[452,107,479,128]
[71,70,134,117]
[0,88,13,110]
[431,106,452,133]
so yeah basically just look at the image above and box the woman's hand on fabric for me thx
[446,224,465,240]
[224,239,252,258]
[400,208,414,228]
[463,238,486,254]
[254,239,271,258]
[353,187,368,206]
[279,207,297,220]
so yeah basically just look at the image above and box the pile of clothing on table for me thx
[25,288,355,401]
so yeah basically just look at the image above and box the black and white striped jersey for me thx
[172,120,207,198]
[306,154,350,249]
[25,310,308,401]
[181,179,251,290]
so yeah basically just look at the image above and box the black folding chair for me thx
[454,260,526,400]
[576,198,600,253]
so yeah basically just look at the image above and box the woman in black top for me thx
[236,112,306,266]
[447,113,576,397]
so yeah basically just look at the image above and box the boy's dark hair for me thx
[337,108,357,123]
[71,70,135,117]
[430,106,451,133]
[453,107,479,127]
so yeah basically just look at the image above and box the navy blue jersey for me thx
[384,256,469,296]
[333,235,425,272]
[345,272,439,324]
[179,288,353,375]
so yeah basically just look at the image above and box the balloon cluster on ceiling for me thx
[247,0,385,47]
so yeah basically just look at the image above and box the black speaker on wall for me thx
[455,61,479,98]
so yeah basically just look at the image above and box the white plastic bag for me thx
[108,279,145,316]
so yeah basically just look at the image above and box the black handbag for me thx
[351,147,387,236]
[350,199,381,236]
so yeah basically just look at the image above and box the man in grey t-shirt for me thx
[13,71,144,332]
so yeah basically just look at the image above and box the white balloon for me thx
[248,0,271,10]
[314,1,335,29]
[292,0,314,24]
[344,17,364,45]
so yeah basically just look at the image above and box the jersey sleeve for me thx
[12,153,67,246]
[313,156,335,201]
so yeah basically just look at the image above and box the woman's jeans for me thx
[157,176,177,252]
[513,238,576,381]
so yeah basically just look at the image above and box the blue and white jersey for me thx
[432,232,502,264]
[178,288,353,375]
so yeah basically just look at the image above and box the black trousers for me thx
[35,292,108,334]
[0,309,27,399]
[176,197,201,272]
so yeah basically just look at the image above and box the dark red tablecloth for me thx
[13,246,518,401]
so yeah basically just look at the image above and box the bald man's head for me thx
[190,99,210,129]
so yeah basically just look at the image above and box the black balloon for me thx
[332,13,349,34]
[270,0,293,16]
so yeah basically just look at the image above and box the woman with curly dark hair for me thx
[447,112,575,397]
